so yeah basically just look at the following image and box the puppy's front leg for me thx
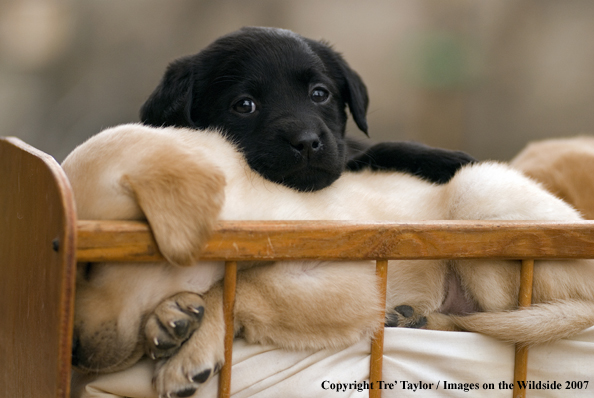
[120,149,225,266]
[152,284,225,397]
[63,125,226,266]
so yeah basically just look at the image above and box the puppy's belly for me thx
[439,270,481,315]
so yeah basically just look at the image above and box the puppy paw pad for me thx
[386,305,428,329]
[170,319,191,338]
[173,387,197,398]
[191,369,211,384]
[395,305,414,318]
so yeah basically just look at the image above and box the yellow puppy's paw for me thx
[152,313,225,397]
[385,305,428,329]
[123,149,226,266]
[145,292,206,360]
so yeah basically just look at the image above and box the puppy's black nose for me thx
[290,131,321,159]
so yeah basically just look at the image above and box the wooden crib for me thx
[3,136,594,398]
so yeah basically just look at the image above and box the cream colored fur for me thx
[512,136,594,219]
[64,124,594,396]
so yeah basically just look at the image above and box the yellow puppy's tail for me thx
[451,300,594,346]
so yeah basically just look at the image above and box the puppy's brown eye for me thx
[311,87,330,103]
[233,98,257,114]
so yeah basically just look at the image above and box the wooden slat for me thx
[77,220,163,262]
[513,259,535,398]
[219,261,237,398]
[370,260,388,398]
[77,220,594,262]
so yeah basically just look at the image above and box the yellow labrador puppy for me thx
[512,136,594,220]
[64,124,594,397]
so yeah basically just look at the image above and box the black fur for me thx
[141,27,475,191]
[347,141,476,184]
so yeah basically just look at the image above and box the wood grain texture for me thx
[513,259,535,398]
[219,261,237,398]
[369,260,388,398]
[77,220,594,262]
[0,137,77,398]
[77,219,163,262]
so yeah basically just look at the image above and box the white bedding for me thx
[71,327,594,398]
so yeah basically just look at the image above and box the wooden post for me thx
[0,137,77,398]
[218,261,237,398]
[370,260,388,398]
[513,259,534,398]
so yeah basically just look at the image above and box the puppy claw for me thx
[188,306,203,315]
[407,316,428,329]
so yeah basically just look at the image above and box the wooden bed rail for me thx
[77,219,594,262]
[78,219,594,398]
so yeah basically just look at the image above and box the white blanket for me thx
[71,327,594,398]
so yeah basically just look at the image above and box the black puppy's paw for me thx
[385,304,428,329]
[145,292,205,360]
[346,141,476,184]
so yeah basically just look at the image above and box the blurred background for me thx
[2,0,594,162]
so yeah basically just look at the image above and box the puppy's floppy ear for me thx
[338,62,369,135]
[140,56,196,128]
[307,39,370,135]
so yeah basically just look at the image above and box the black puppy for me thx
[141,27,474,191]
